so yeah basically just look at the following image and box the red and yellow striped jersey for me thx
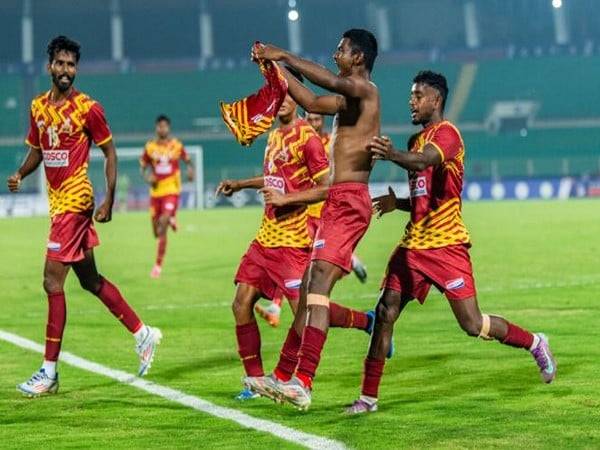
[25,89,112,218]
[140,138,189,198]
[256,119,329,248]
[400,120,471,249]
[307,132,332,219]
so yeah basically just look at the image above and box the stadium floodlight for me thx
[288,9,300,21]
[552,0,562,8]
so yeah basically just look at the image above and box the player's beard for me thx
[52,73,75,92]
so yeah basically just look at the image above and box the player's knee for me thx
[458,314,482,337]
[376,299,399,325]
[231,297,252,318]
[43,276,63,294]
[307,261,331,293]
[79,276,101,293]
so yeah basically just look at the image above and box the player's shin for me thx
[156,235,167,266]
[329,301,369,330]
[294,294,330,389]
[236,321,264,377]
[274,327,302,382]
[479,313,534,349]
[95,276,143,333]
[44,291,66,377]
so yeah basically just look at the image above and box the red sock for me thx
[44,292,66,361]
[96,277,143,333]
[295,326,327,389]
[502,322,534,349]
[236,322,264,377]
[156,235,167,266]
[274,327,301,382]
[329,302,369,330]
[361,357,385,398]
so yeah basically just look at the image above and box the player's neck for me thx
[422,113,444,129]
[49,85,74,104]
[156,136,171,144]
[278,115,298,130]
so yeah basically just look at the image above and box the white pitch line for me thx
[0,329,345,450]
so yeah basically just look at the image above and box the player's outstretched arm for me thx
[96,139,117,223]
[279,65,344,115]
[372,186,410,219]
[216,176,264,197]
[260,171,329,207]
[369,136,442,172]
[256,45,369,99]
[7,147,43,192]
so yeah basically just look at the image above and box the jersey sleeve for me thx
[25,108,41,149]
[428,124,462,162]
[304,135,330,180]
[86,102,113,146]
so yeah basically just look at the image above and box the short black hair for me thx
[284,65,303,83]
[413,70,449,111]
[342,29,378,73]
[156,114,171,124]
[47,35,81,63]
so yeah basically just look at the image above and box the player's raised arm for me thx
[369,136,442,172]
[257,44,370,99]
[278,65,345,115]
[96,139,117,222]
[7,147,43,192]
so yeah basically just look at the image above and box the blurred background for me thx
[1,0,599,215]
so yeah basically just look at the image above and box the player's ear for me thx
[353,51,364,67]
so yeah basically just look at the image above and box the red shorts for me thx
[235,240,310,301]
[150,194,179,220]
[307,215,320,240]
[46,211,100,263]
[381,244,476,302]
[312,182,371,273]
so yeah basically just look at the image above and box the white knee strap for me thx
[478,314,493,340]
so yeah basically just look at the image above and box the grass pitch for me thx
[1,200,599,449]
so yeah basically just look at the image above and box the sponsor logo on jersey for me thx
[409,176,428,197]
[264,175,286,194]
[284,279,302,289]
[314,239,325,249]
[47,241,61,251]
[43,150,69,168]
[445,277,465,290]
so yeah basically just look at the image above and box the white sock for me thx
[42,360,57,379]
[529,334,540,351]
[359,394,378,405]
[133,324,149,343]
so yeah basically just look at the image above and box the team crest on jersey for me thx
[445,277,465,290]
[284,279,302,289]
[59,118,73,135]
[409,176,428,197]
[313,239,325,249]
